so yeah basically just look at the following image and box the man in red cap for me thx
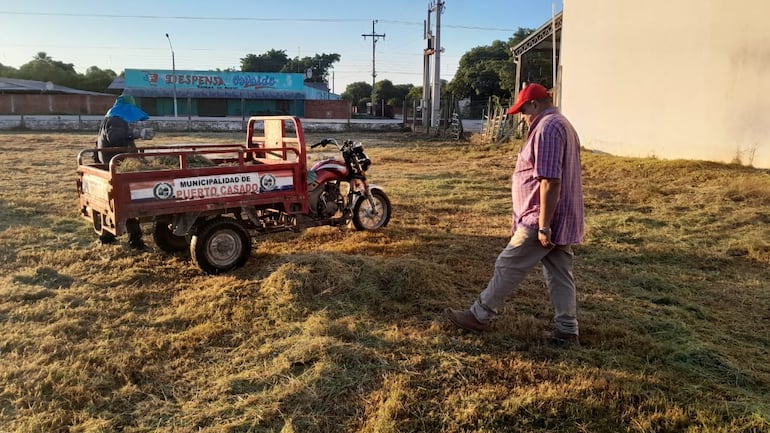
[444,83,585,346]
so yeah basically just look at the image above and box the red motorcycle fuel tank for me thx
[310,159,348,184]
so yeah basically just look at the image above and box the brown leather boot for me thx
[543,329,580,347]
[444,308,491,332]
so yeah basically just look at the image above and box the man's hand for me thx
[132,128,155,140]
[538,227,553,248]
[538,177,561,248]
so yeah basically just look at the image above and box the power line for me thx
[0,11,363,22]
[0,11,520,32]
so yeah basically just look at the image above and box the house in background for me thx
[0,77,115,115]
[304,82,341,101]
[558,0,770,168]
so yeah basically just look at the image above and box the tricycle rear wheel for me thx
[153,218,188,253]
[190,217,251,274]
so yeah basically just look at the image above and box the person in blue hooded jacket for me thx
[96,94,150,165]
[96,95,150,248]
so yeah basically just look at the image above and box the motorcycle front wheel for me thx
[352,190,392,230]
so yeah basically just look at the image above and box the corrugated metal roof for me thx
[0,77,112,95]
[108,76,125,90]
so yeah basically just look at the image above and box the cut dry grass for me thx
[0,131,768,433]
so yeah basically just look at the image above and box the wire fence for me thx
[402,96,523,143]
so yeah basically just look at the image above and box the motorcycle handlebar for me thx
[311,138,338,149]
[310,138,364,153]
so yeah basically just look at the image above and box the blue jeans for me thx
[470,226,579,335]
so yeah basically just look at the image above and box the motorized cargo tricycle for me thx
[76,116,391,274]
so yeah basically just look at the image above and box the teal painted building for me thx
[116,69,325,117]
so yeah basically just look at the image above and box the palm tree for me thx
[33,52,53,63]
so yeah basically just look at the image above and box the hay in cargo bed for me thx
[114,145,251,172]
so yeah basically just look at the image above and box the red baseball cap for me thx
[507,83,550,114]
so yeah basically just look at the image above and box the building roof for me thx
[0,77,111,95]
[107,76,126,91]
[511,11,562,58]
[305,81,330,92]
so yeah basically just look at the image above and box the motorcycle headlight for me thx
[359,155,371,171]
[352,143,370,170]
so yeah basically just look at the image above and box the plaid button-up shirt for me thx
[511,107,584,245]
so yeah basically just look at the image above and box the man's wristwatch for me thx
[538,227,552,236]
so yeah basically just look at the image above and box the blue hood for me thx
[105,95,149,122]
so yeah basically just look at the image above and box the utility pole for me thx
[165,33,178,117]
[362,20,385,115]
[422,10,433,129]
[430,1,444,128]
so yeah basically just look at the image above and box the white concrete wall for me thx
[0,115,404,132]
[560,0,770,168]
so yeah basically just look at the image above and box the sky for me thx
[0,0,563,93]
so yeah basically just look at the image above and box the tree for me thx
[32,52,52,63]
[393,84,415,105]
[281,53,340,84]
[238,50,340,85]
[446,40,512,100]
[341,81,372,112]
[405,81,450,105]
[445,27,556,116]
[343,80,414,114]
[406,86,423,104]
[17,51,79,88]
[240,49,290,72]
[372,81,415,106]
[373,79,398,105]
[4,52,118,92]
[0,63,19,77]
[80,66,118,93]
